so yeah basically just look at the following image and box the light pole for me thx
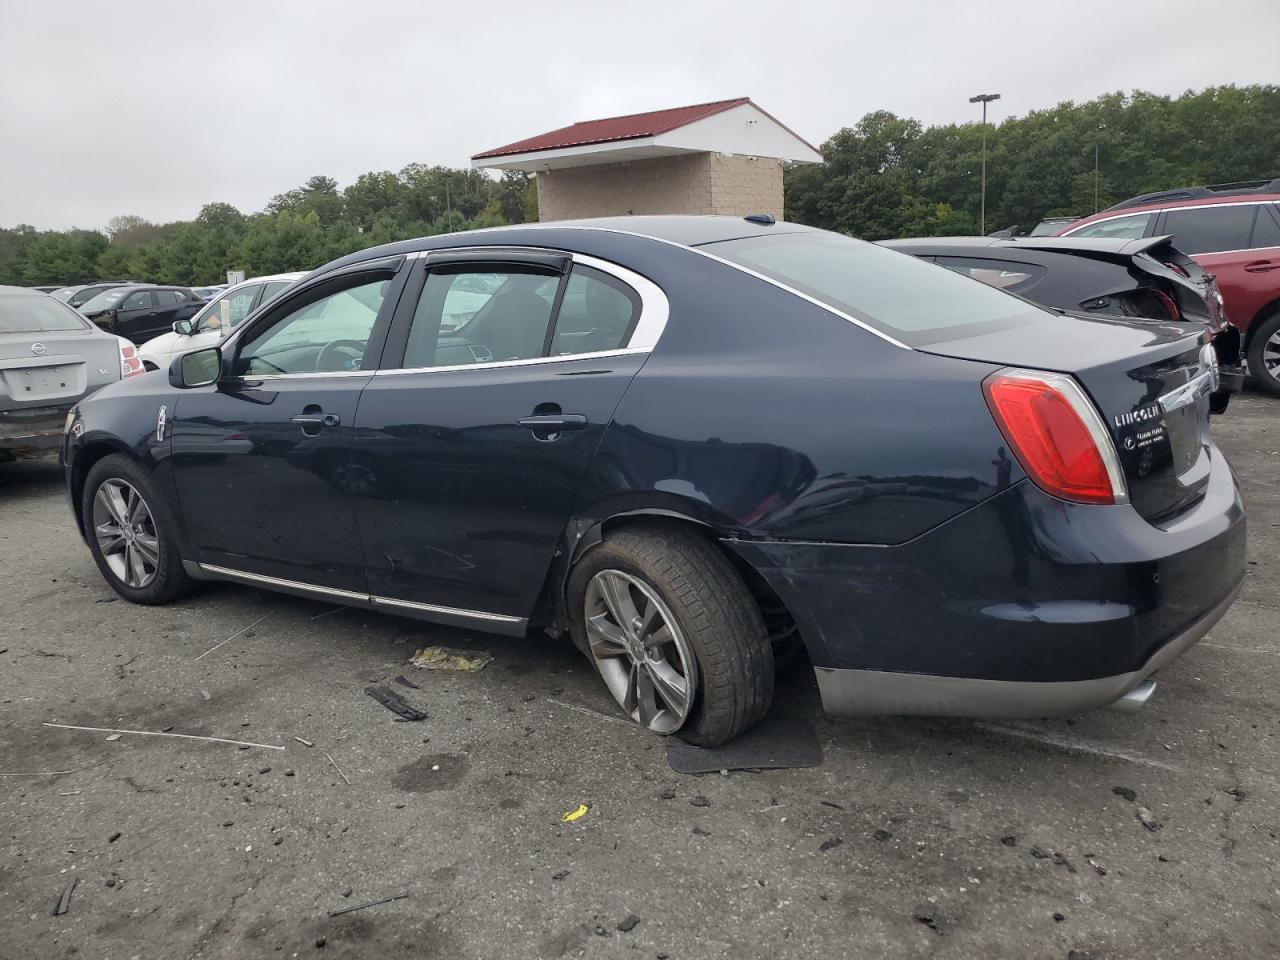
[969,92,1001,234]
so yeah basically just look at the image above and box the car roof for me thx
[309,216,824,279]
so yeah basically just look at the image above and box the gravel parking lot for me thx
[1,392,1277,960]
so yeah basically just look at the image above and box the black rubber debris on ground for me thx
[819,837,843,852]
[690,795,711,808]
[874,829,893,842]
[912,902,940,934]
[1112,786,1137,802]
[392,674,420,690]
[617,914,641,932]
[666,713,822,774]
[820,800,845,811]
[52,877,77,916]
[1001,835,1017,847]
[364,685,427,722]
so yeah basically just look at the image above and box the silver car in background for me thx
[0,286,142,461]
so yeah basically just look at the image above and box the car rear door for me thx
[1156,202,1272,333]
[348,250,660,630]
[167,259,409,593]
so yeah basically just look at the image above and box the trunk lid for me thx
[0,329,121,410]
[923,313,1213,522]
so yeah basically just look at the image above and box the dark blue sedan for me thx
[61,216,1245,745]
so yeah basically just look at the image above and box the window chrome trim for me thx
[1064,200,1279,253]
[372,248,669,375]
[230,370,373,383]
[370,594,524,624]
[372,346,648,377]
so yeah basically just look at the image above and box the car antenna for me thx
[744,213,775,225]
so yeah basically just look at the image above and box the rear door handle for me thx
[518,414,588,431]
[290,413,341,428]
[1244,259,1278,273]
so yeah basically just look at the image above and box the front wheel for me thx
[1246,311,1280,397]
[83,454,192,604]
[567,526,774,746]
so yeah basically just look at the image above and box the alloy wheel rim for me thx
[583,569,698,734]
[92,479,159,589]
[1265,330,1280,377]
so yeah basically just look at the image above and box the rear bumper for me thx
[726,443,1246,716]
[813,580,1239,716]
[0,404,72,454]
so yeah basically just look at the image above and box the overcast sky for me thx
[2,0,1277,231]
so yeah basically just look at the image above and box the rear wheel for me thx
[83,454,192,604]
[567,526,774,746]
[1246,311,1280,397]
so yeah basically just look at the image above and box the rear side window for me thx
[549,266,639,356]
[403,269,558,368]
[709,232,1048,346]
[0,294,90,333]
[932,257,1047,296]
[260,280,293,304]
[156,289,188,304]
[1067,213,1152,240]
[1251,205,1280,249]
[122,291,152,310]
[1162,204,1256,253]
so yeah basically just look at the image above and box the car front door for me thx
[115,290,158,341]
[348,251,659,630]
[168,260,408,593]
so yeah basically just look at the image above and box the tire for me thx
[567,525,773,746]
[1246,311,1280,397]
[82,453,193,605]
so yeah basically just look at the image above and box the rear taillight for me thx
[118,338,145,378]
[983,369,1128,506]
[1150,289,1180,322]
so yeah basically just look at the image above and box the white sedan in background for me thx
[138,272,304,371]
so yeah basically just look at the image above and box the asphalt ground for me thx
[1,389,1277,959]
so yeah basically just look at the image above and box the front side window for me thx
[931,257,1047,296]
[709,232,1049,346]
[1067,213,1153,240]
[194,284,260,333]
[402,269,558,369]
[235,277,389,376]
[1162,204,1256,254]
[79,288,130,313]
[122,291,153,310]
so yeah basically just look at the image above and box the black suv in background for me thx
[79,285,203,344]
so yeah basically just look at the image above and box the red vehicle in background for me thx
[1056,179,1280,395]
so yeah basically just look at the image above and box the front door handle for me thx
[518,414,588,432]
[1244,259,1278,273]
[290,413,341,428]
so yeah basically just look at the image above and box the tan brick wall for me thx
[536,152,784,221]
[707,153,784,220]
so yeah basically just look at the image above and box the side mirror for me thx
[173,319,193,336]
[170,346,221,388]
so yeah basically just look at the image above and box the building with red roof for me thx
[472,98,822,222]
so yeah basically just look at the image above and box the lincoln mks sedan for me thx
[61,216,1246,745]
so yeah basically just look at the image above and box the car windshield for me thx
[0,294,91,332]
[79,288,132,313]
[51,286,80,302]
[708,231,1050,346]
